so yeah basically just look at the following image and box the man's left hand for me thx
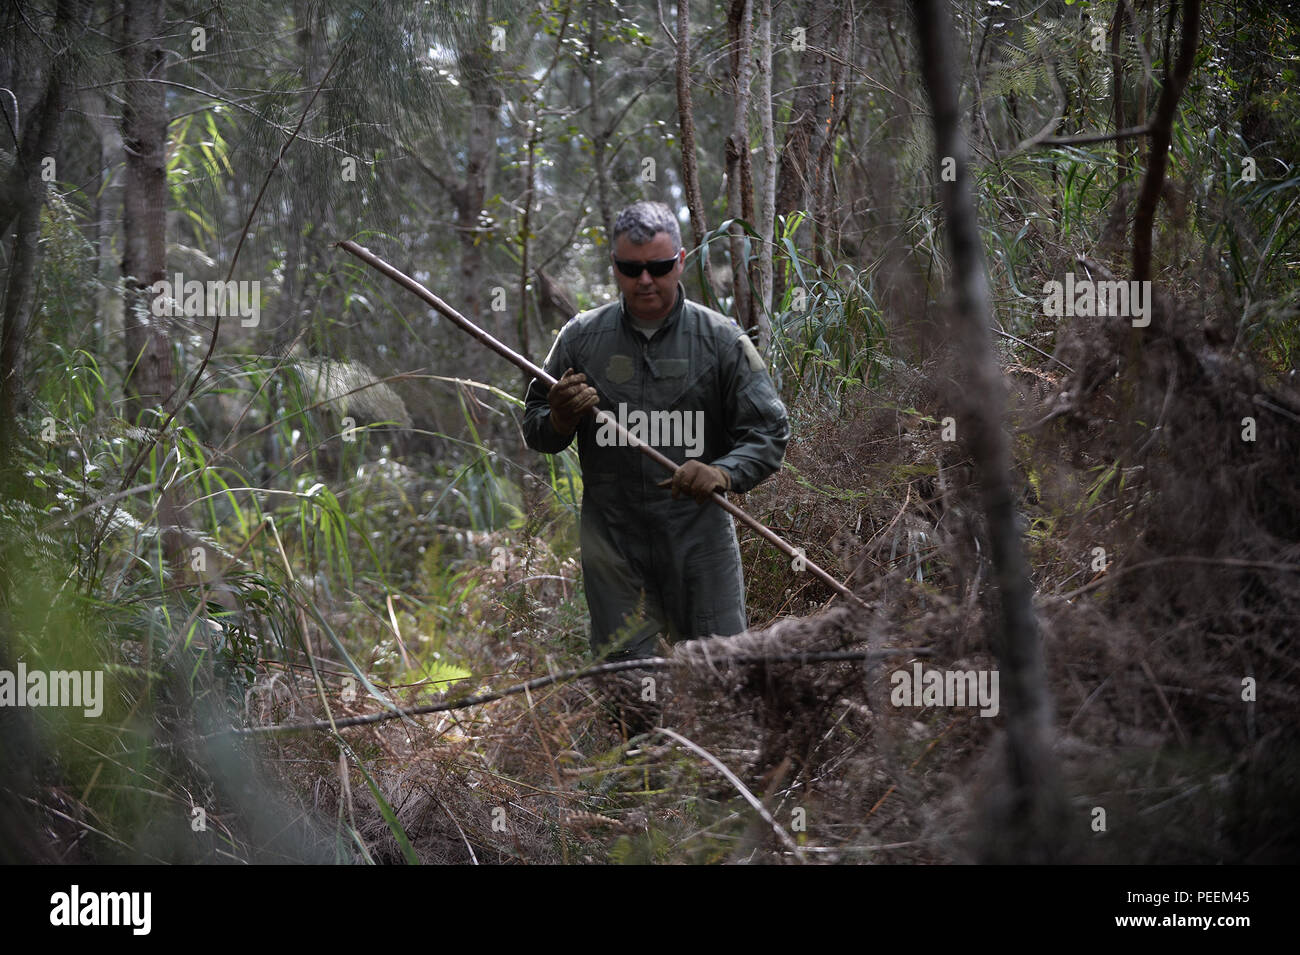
[657,460,731,502]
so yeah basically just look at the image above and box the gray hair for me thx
[612,201,681,250]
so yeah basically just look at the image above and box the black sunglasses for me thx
[612,255,679,278]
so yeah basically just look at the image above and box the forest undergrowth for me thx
[3,0,1297,865]
[236,284,1300,865]
[6,219,1297,864]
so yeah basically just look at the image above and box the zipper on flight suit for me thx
[636,326,654,503]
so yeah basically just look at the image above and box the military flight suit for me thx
[523,283,789,659]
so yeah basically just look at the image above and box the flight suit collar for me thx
[620,282,686,340]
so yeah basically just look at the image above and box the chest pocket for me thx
[644,356,697,410]
[591,350,639,406]
[604,352,636,385]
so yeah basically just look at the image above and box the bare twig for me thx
[994,326,1074,373]
[429,789,478,865]
[656,726,802,860]
[1054,555,1299,602]
[1139,658,1188,747]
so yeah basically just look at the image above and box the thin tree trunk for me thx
[672,0,714,298]
[772,0,834,311]
[813,1,851,273]
[1138,0,1154,166]
[121,0,186,572]
[0,0,93,458]
[0,71,63,455]
[754,0,776,352]
[519,122,536,359]
[457,38,500,339]
[95,90,125,369]
[121,0,174,419]
[1132,0,1200,284]
[278,0,328,351]
[726,0,755,333]
[912,0,1064,863]
[1111,1,1129,182]
[586,2,613,243]
[1102,0,1131,253]
[518,2,570,361]
[1,199,42,453]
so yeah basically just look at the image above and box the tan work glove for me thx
[657,460,731,502]
[548,367,600,435]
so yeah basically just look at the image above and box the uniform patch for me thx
[606,353,635,384]
[739,334,765,372]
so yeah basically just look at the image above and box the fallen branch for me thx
[222,645,931,738]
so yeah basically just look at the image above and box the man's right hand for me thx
[548,367,600,435]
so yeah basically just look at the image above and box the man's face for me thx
[611,231,684,323]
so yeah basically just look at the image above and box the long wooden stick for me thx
[336,239,867,610]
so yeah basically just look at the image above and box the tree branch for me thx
[1039,124,1151,147]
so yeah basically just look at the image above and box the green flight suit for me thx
[523,284,789,659]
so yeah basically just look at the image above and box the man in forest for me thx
[522,201,789,666]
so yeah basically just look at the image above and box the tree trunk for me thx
[277,0,329,351]
[586,2,612,243]
[725,0,755,334]
[1132,0,1200,284]
[518,123,536,360]
[0,0,89,458]
[457,38,501,341]
[912,0,1065,863]
[1110,1,1129,182]
[673,0,715,299]
[0,71,63,455]
[754,0,776,353]
[517,4,571,362]
[1138,0,1154,166]
[812,1,851,273]
[94,90,125,369]
[121,0,175,420]
[121,0,186,572]
[772,0,835,311]
[1100,0,1131,254]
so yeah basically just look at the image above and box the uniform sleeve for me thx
[710,332,789,493]
[522,324,576,454]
